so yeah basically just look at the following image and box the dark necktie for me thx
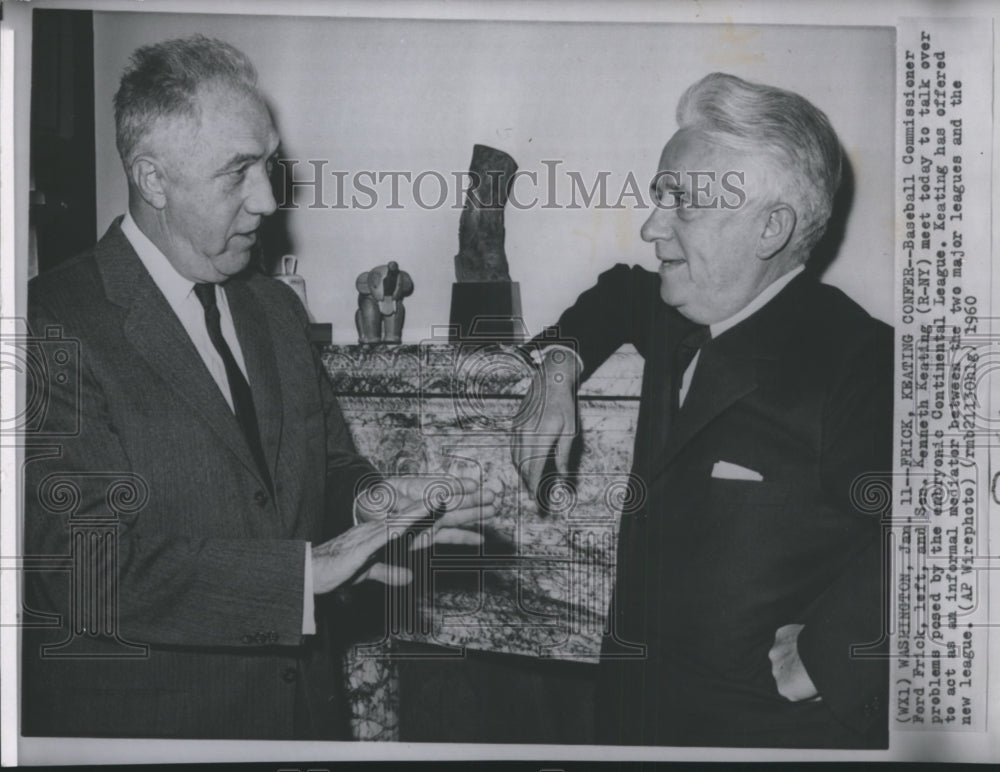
[672,325,711,413]
[193,283,273,496]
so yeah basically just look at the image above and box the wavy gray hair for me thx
[676,72,842,258]
[114,35,260,167]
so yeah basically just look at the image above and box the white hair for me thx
[677,72,843,257]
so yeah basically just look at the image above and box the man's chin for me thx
[658,283,709,323]
[658,277,686,308]
[215,249,254,279]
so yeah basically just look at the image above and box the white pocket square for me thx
[711,460,764,482]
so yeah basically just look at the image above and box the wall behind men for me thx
[93,13,894,342]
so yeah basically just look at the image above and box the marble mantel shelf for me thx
[323,342,643,399]
[323,342,644,739]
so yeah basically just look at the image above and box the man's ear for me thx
[129,155,168,210]
[757,204,796,260]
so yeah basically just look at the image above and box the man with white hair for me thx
[22,35,492,739]
[513,73,890,747]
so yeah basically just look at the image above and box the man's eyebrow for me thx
[215,148,279,175]
[215,152,262,174]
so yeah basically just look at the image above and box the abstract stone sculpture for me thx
[454,145,517,282]
[449,145,522,341]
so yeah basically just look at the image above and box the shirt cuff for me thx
[302,542,316,635]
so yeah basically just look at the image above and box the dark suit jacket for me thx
[22,220,378,739]
[546,264,891,748]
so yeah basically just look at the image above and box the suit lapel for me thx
[652,273,804,476]
[95,220,270,488]
[225,277,283,486]
[658,336,759,471]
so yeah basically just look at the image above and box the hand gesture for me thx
[311,475,495,593]
[510,348,580,499]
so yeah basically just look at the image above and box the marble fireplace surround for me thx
[322,342,643,740]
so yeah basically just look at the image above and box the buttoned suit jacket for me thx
[22,220,378,739]
[545,264,891,748]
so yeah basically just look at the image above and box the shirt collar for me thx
[709,264,805,339]
[120,210,197,307]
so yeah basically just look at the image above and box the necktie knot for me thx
[193,282,217,311]
[675,325,711,375]
[670,324,711,416]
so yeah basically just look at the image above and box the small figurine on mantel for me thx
[273,255,310,312]
[355,261,414,344]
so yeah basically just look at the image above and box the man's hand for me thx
[510,348,580,499]
[769,623,821,702]
[311,476,496,593]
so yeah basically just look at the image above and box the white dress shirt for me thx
[120,212,316,635]
[678,265,805,407]
[121,213,250,411]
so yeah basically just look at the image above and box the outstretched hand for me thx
[312,475,496,593]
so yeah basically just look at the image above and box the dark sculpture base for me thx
[448,282,524,342]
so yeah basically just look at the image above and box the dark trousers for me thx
[397,643,597,744]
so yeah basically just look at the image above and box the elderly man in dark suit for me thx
[22,35,492,740]
[512,73,891,748]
